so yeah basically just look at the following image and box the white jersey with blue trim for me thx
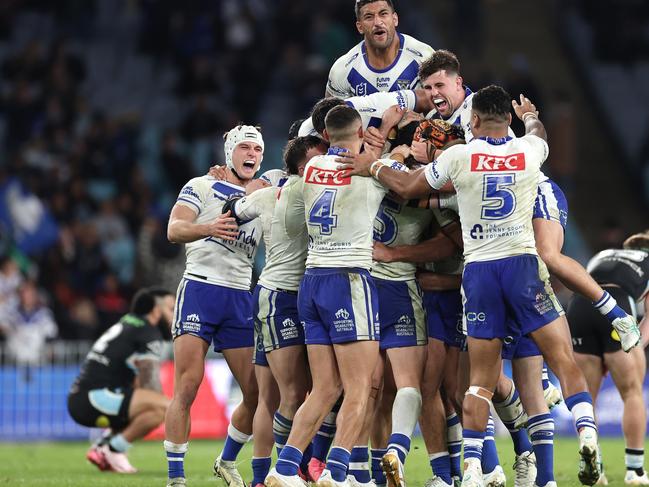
[175,176,262,290]
[424,135,549,264]
[327,33,434,99]
[298,90,417,138]
[303,149,390,270]
[233,186,279,250]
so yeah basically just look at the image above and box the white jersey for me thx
[233,186,279,250]
[327,33,434,99]
[424,135,549,264]
[259,176,309,292]
[175,176,262,290]
[303,149,388,269]
[299,90,418,137]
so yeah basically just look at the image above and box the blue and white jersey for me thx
[424,136,548,264]
[327,33,434,99]
[299,89,418,137]
[175,176,262,290]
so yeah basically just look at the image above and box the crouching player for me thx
[68,287,174,473]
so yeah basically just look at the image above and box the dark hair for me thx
[311,97,346,135]
[131,287,172,315]
[472,85,512,123]
[288,118,305,140]
[418,50,460,82]
[324,105,362,141]
[355,0,395,19]
[283,136,327,175]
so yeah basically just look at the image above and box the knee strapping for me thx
[465,386,493,405]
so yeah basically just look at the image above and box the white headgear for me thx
[224,125,265,170]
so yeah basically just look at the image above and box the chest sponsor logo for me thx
[471,153,526,172]
[376,76,391,89]
[305,166,351,186]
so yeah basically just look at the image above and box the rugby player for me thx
[68,287,173,474]
[414,50,641,352]
[265,105,390,487]
[568,231,649,485]
[226,136,329,487]
[326,0,434,98]
[164,125,266,487]
[339,86,602,487]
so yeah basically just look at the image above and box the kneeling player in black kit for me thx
[568,231,649,485]
[68,287,174,473]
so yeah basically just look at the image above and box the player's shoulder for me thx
[330,41,364,73]
[401,33,434,60]
[519,134,549,159]
[211,179,246,198]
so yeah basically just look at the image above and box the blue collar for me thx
[327,146,350,155]
[476,136,512,145]
[362,32,404,74]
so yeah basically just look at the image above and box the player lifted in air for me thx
[68,287,174,474]
[164,125,267,487]
[326,0,434,99]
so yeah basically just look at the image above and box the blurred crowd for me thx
[0,0,355,345]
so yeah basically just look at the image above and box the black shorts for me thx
[67,385,133,430]
[567,286,635,356]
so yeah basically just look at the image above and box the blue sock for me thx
[326,446,351,482]
[312,407,338,462]
[463,429,485,462]
[164,441,188,480]
[593,290,627,323]
[371,448,387,484]
[276,445,303,476]
[300,443,313,475]
[528,413,555,485]
[565,392,597,433]
[541,365,550,391]
[481,415,499,474]
[273,412,293,456]
[446,413,463,478]
[504,423,533,456]
[387,432,411,464]
[221,424,251,461]
[348,446,371,483]
[430,452,452,484]
[251,456,272,485]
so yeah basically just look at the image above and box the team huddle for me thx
[65,1,649,487]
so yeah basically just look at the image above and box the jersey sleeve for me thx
[522,134,549,167]
[176,177,208,215]
[327,55,353,99]
[233,187,278,223]
[424,148,456,190]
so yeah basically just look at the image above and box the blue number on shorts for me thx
[481,174,516,220]
[308,189,338,235]
[373,198,401,244]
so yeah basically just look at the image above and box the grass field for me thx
[0,437,633,486]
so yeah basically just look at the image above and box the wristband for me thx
[373,164,384,180]
[522,112,538,122]
[370,160,383,178]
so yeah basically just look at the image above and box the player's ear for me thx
[358,125,364,140]
[507,112,512,126]
[471,112,480,130]
[456,75,463,89]
[392,11,399,27]
[322,129,331,142]
[355,20,364,35]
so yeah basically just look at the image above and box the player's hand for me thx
[389,144,411,163]
[363,127,385,153]
[336,150,375,177]
[512,94,539,121]
[411,140,435,163]
[381,104,406,130]
[205,211,238,241]
[208,164,228,180]
[373,241,396,263]
[245,178,271,195]
[398,109,424,129]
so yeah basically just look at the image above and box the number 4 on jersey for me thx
[308,189,338,235]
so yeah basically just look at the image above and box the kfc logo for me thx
[471,153,526,171]
[305,166,351,186]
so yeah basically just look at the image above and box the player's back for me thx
[259,175,309,291]
[75,314,163,390]
[430,136,548,264]
[303,150,387,270]
[327,33,434,98]
[587,248,649,301]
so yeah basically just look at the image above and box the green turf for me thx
[0,437,633,486]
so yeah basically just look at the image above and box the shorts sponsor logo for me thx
[305,166,351,186]
[333,308,354,333]
[533,291,554,315]
[395,315,414,336]
[503,335,514,345]
[280,317,300,341]
[572,337,583,346]
[186,313,200,322]
[182,313,201,333]
[282,318,296,328]
[470,153,526,172]
[466,312,486,322]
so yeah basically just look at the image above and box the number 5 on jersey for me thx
[308,189,338,235]
[481,173,516,220]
